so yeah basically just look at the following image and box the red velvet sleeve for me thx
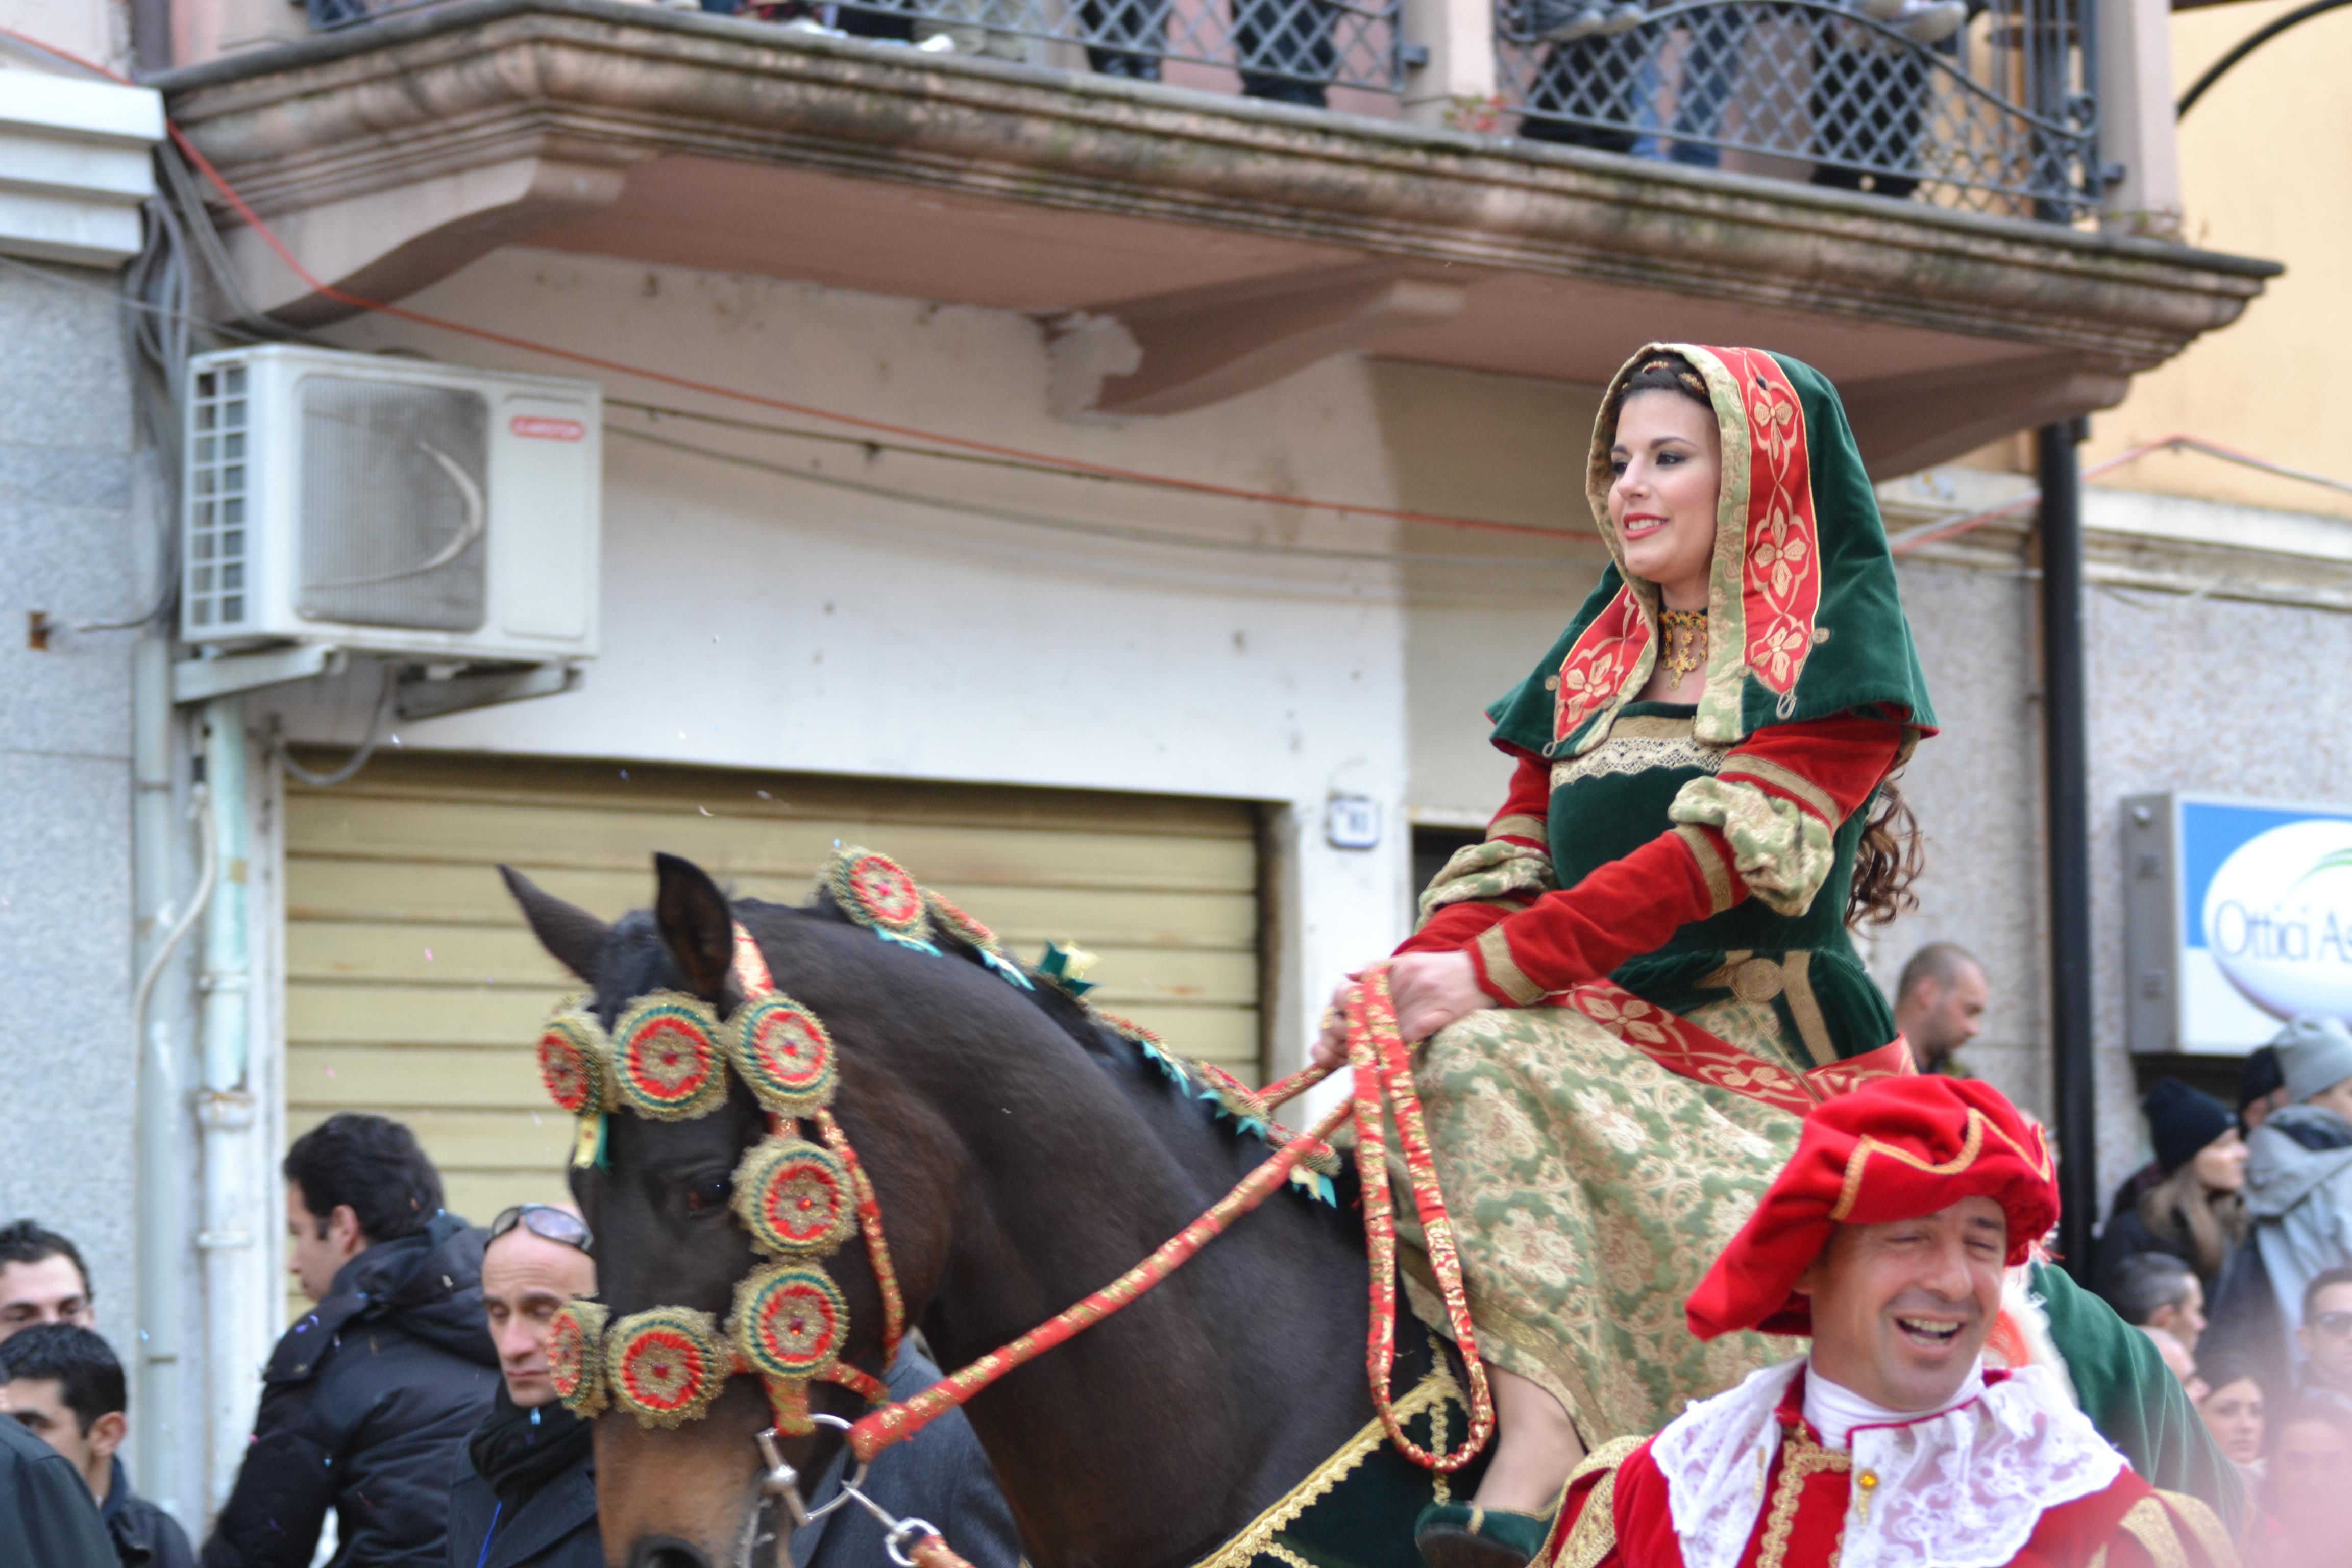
[1462,716,1905,1005]
[1393,750,1551,957]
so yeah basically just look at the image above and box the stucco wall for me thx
[0,262,142,1349]
[266,248,1417,1091]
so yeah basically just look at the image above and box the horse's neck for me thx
[915,1063,1377,1568]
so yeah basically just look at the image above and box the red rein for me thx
[845,965,1496,1472]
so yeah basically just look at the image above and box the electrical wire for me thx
[608,424,1594,569]
[131,782,218,1061]
[272,665,399,787]
[1886,434,2352,556]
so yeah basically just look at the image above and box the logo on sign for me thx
[511,415,585,442]
[2201,818,2352,1020]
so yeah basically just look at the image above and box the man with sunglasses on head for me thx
[447,1205,602,1568]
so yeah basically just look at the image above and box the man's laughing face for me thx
[1796,1194,2007,1412]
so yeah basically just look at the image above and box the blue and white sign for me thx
[2129,794,2352,1054]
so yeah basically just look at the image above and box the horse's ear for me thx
[653,852,736,1001]
[499,865,610,983]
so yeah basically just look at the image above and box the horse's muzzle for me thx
[630,1538,715,1568]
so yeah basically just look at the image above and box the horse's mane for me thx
[777,884,1343,1204]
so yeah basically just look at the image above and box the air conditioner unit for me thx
[179,345,601,667]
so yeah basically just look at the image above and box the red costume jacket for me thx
[1548,1368,2237,1568]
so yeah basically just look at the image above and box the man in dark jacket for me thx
[0,1395,113,1568]
[446,1206,601,1568]
[203,1114,499,1568]
[0,1322,193,1568]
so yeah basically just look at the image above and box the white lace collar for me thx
[1650,1357,2124,1568]
[1803,1364,1985,1451]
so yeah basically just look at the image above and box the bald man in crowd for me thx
[1894,941,1988,1076]
[446,1205,601,1568]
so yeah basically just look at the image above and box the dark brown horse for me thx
[507,852,1448,1568]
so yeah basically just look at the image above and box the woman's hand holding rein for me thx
[1309,951,1488,1070]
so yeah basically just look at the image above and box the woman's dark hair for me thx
[1847,777,1924,928]
[283,1112,444,1244]
[2139,1156,2248,1279]
[1611,352,1711,415]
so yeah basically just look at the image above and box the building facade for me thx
[0,0,2315,1534]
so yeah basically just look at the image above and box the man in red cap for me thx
[1546,1076,2237,1567]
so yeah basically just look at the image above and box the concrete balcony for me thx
[157,0,2273,474]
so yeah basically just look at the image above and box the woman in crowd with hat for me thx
[1548,1076,2237,1568]
[2094,1080,2249,1305]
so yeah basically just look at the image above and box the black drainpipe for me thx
[2038,418,2097,1280]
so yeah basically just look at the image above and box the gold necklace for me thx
[1659,608,1707,681]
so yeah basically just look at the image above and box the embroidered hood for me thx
[1488,345,1937,757]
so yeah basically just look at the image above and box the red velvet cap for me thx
[1685,1075,2058,1340]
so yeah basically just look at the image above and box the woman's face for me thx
[1608,390,1721,610]
[2192,1128,2249,1194]
[2199,1375,2265,1465]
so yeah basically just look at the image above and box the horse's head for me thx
[505,852,976,1568]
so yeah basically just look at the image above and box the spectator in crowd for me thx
[2216,1017,2352,1398]
[2297,1267,2352,1420]
[2138,1324,2208,1401]
[202,1113,498,1568]
[2111,1251,2209,1354]
[0,1325,192,1568]
[2254,1400,2352,1568]
[2095,1081,2248,1301]
[1892,940,1986,1074]
[2243,1044,2291,1133]
[0,1221,96,1343]
[447,1205,600,1568]
[0,1389,113,1568]
[790,1341,1024,1568]
[2196,1353,2267,1480]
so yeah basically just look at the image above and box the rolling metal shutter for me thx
[284,750,1264,1236]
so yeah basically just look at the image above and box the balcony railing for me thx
[1493,0,2099,217]
[304,0,2097,217]
[309,0,1409,99]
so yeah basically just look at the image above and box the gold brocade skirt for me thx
[1394,1004,1806,1442]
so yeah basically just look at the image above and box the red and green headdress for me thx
[1487,345,1936,760]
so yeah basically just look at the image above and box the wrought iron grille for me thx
[766,0,1407,96]
[307,0,1403,99]
[1494,0,2098,217]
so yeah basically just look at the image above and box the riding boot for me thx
[1412,1501,1555,1568]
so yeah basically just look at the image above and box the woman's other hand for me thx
[1309,952,1490,1071]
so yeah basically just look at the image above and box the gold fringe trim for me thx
[2153,1489,2239,1568]
[1187,1364,1463,1568]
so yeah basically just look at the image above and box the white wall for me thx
[263,249,1418,1082]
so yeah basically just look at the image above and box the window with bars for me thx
[186,363,251,632]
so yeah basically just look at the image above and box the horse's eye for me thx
[685,1177,731,1215]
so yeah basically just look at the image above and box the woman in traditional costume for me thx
[1315,345,2242,1568]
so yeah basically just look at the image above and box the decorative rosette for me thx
[731,1137,854,1258]
[824,847,938,954]
[547,1300,610,1418]
[731,1263,848,1384]
[729,993,838,1118]
[923,889,1033,990]
[613,992,731,1121]
[537,1001,615,1116]
[608,1307,731,1429]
